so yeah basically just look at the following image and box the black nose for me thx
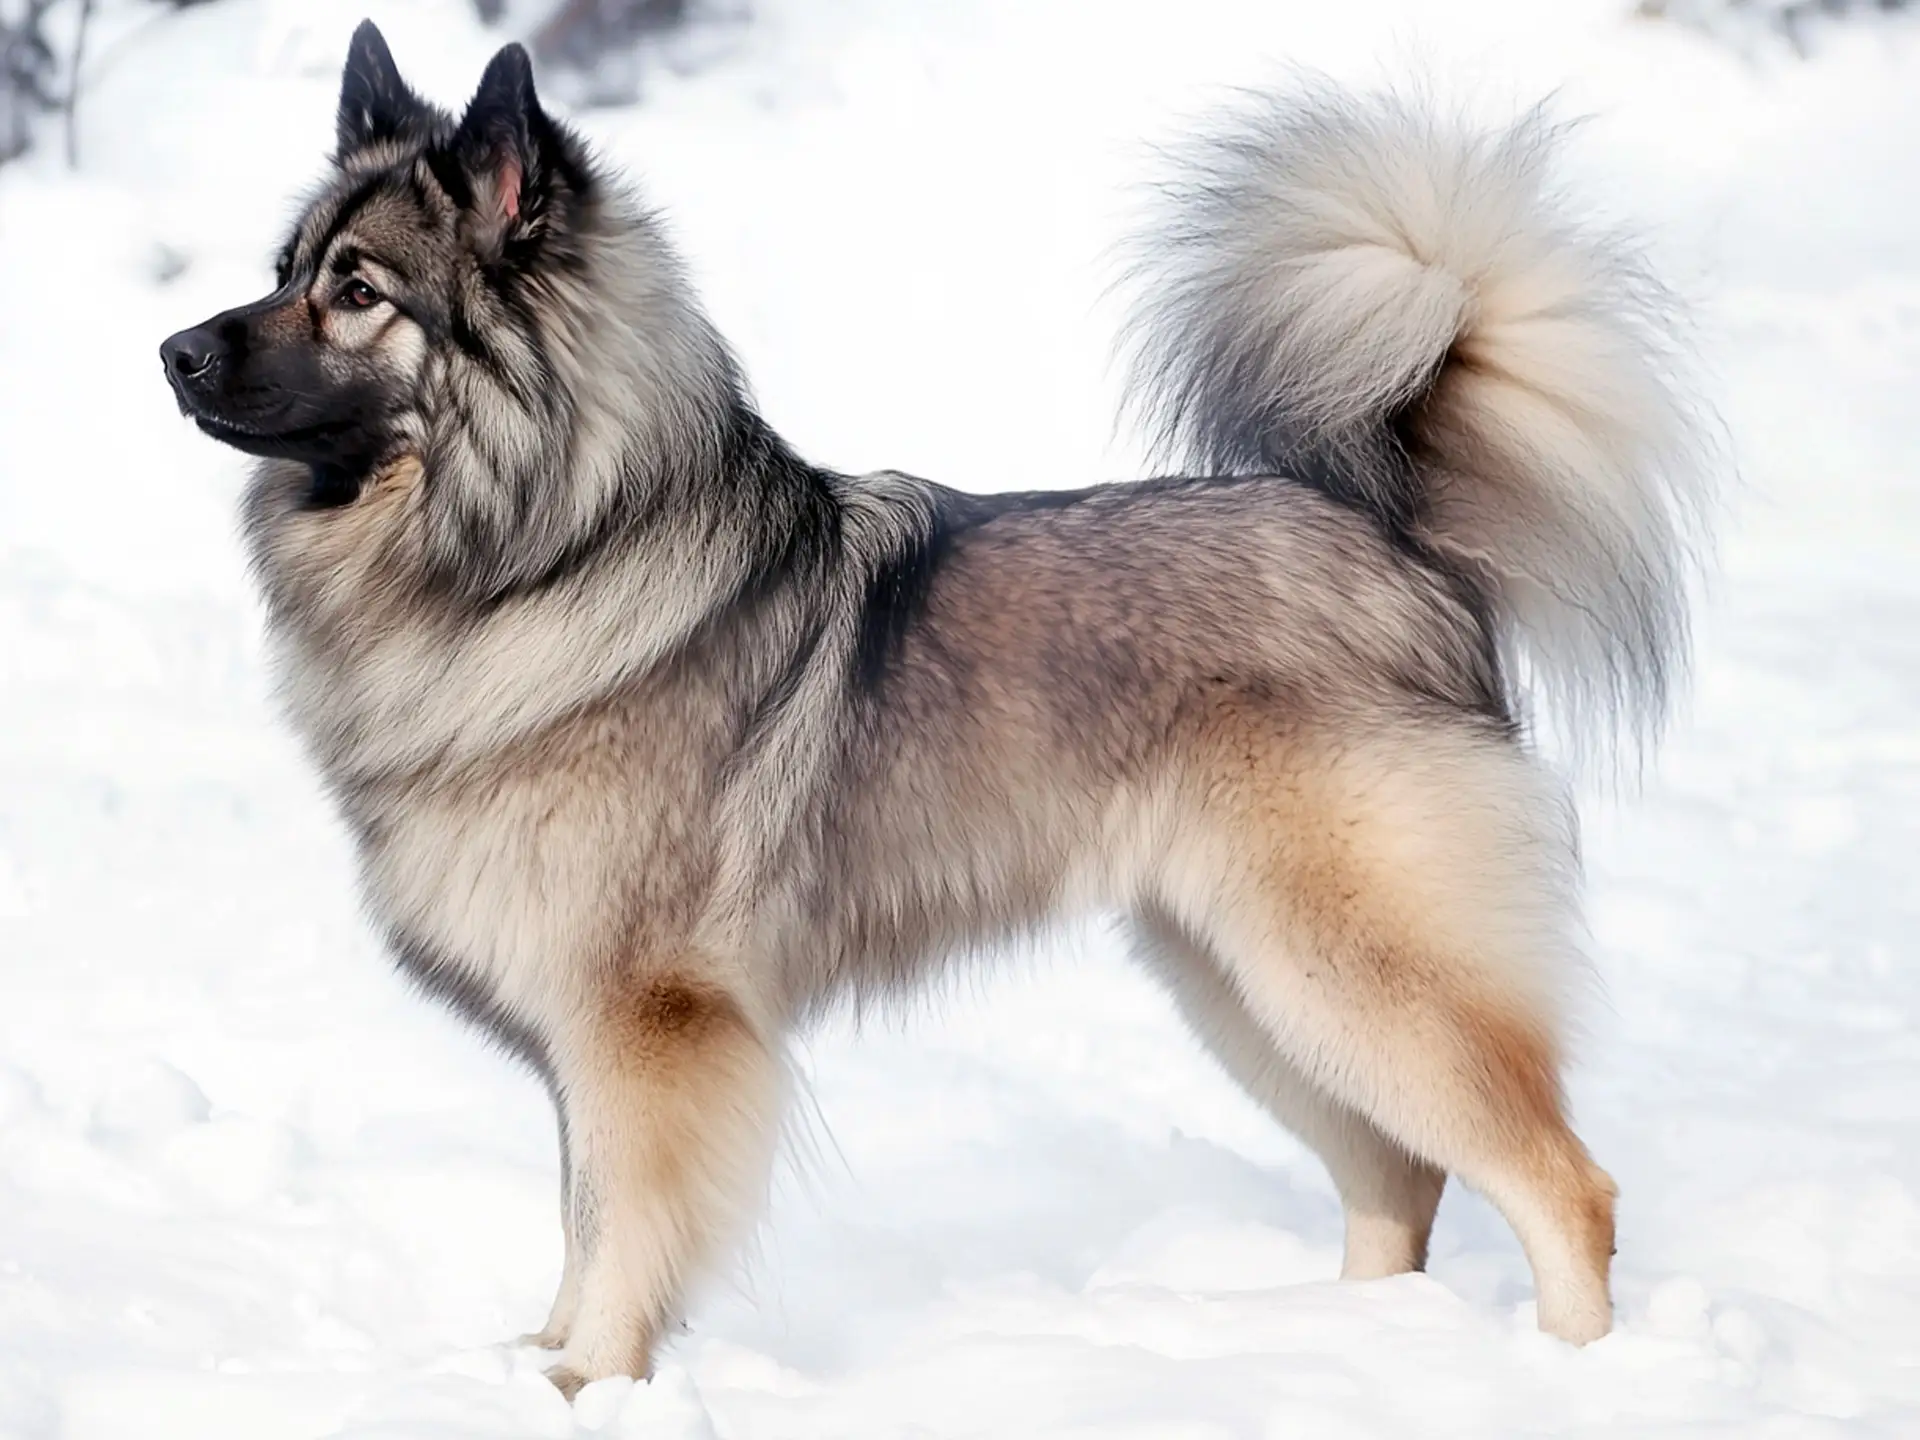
[161,327,222,381]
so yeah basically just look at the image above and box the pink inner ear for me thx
[497,152,523,222]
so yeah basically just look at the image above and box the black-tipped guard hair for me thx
[336,20,438,160]
[442,42,582,246]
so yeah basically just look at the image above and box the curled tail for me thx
[1120,81,1712,762]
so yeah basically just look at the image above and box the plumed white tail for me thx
[1120,81,1713,763]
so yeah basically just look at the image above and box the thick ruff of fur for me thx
[162,28,1710,1394]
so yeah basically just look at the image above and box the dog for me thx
[159,21,1709,1393]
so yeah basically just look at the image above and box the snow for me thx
[3,0,1919,1434]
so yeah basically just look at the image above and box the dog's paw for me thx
[517,1326,568,1350]
[544,1362,589,1401]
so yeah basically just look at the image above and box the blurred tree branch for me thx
[1640,0,1914,55]
[63,0,91,166]
[528,0,689,69]
[1,0,61,164]
[3,0,228,170]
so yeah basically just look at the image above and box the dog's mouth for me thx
[171,382,275,441]
[180,395,413,509]
[176,392,353,461]
[165,353,398,492]
[192,412,272,442]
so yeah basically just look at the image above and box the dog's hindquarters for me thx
[1133,906,1448,1280]
[1136,708,1614,1341]
[831,482,1617,1335]
[1111,77,1712,1342]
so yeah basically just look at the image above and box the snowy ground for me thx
[3,0,1919,1435]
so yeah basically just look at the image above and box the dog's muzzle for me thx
[159,325,228,413]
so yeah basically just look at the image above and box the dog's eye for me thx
[337,279,382,311]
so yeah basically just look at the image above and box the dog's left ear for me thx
[337,21,433,159]
[446,43,565,251]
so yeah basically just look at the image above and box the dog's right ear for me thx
[336,20,431,159]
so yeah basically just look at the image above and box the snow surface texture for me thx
[3,0,1918,1435]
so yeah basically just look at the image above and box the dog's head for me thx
[160,22,576,478]
[162,22,738,599]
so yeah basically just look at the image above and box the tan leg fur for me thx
[1145,702,1617,1342]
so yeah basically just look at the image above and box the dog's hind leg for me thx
[1131,906,1445,1279]
[1159,709,1616,1344]
[543,966,783,1395]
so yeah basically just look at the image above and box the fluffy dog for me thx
[160,22,1709,1391]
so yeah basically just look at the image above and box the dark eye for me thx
[274,247,296,287]
[337,279,381,310]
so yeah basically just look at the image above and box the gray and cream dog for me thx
[160,21,1710,1391]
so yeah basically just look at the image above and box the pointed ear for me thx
[336,21,431,158]
[447,43,550,242]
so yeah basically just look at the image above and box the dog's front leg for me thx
[544,966,783,1397]
[521,1096,583,1350]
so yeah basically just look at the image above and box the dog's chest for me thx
[353,712,717,1027]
